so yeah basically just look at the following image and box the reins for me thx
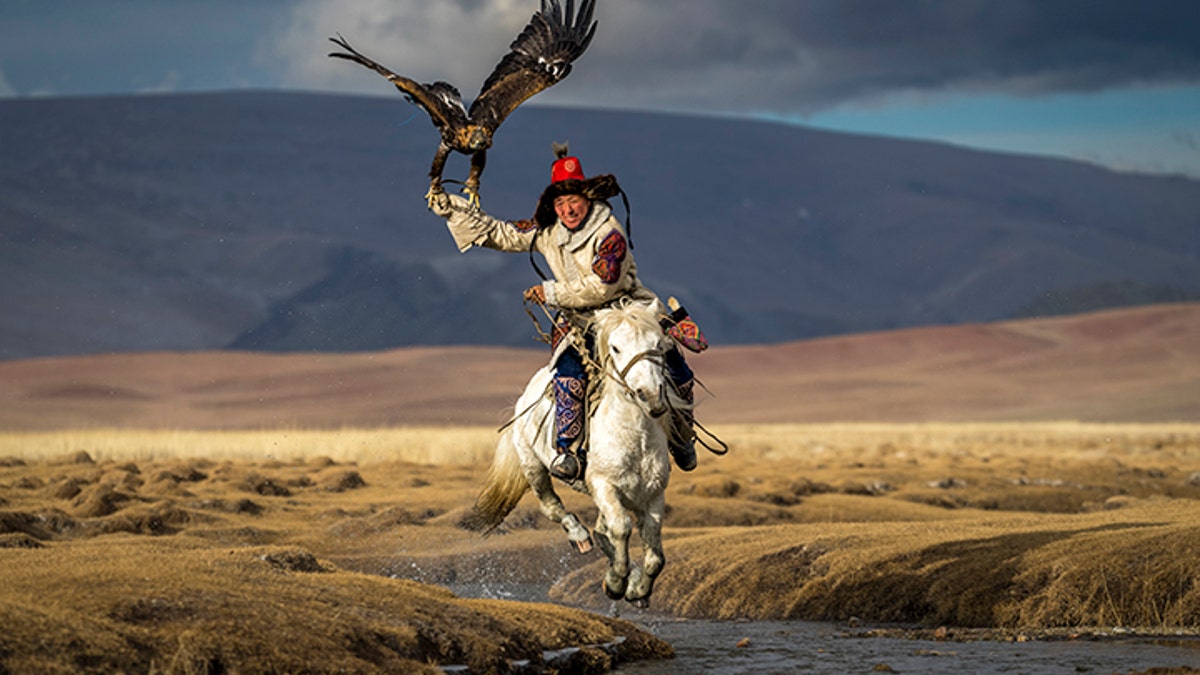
[523,299,653,404]
[616,348,665,383]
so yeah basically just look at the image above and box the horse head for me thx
[592,300,673,418]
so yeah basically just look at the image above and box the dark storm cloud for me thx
[279,0,1200,114]
[571,0,1200,113]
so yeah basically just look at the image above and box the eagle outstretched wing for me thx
[327,0,597,207]
[470,0,597,132]
[328,34,469,134]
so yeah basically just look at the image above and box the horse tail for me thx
[460,431,529,534]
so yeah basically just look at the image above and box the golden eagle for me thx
[329,0,597,208]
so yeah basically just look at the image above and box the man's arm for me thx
[430,192,537,254]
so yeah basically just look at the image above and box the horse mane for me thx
[591,298,663,360]
[591,299,694,420]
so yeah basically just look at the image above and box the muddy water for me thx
[450,584,1200,674]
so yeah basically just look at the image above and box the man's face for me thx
[554,194,590,231]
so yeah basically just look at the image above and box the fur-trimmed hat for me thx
[534,142,622,229]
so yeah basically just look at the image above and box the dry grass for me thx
[2,422,1200,653]
[560,423,1200,631]
[572,501,1200,632]
[4,422,1200,671]
[4,420,1196,465]
[0,537,669,674]
[0,446,669,674]
[0,426,499,465]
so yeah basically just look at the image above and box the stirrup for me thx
[550,451,583,482]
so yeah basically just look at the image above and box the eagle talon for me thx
[426,185,449,212]
[461,186,482,211]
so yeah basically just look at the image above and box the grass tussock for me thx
[557,501,1200,631]
[0,539,668,674]
[0,451,668,673]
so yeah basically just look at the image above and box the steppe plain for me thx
[2,304,1199,673]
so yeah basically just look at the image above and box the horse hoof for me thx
[602,578,625,600]
[572,536,593,554]
[630,597,650,609]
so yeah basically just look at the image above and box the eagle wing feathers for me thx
[469,0,597,131]
[328,35,469,134]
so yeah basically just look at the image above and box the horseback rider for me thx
[429,143,704,482]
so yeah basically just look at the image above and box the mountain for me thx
[1,91,1198,359]
[2,303,1196,429]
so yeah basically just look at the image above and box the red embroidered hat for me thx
[534,142,621,228]
[551,155,586,183]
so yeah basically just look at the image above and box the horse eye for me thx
[611,346,621,355]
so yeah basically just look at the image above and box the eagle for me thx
[329,0,598,208]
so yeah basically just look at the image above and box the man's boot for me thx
[669,378,698,471]
[550,374,586,481]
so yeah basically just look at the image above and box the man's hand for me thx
[523,284,546,305]
[428,189,471,218]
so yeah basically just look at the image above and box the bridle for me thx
[600,344,671,418]
[614,347,665,382]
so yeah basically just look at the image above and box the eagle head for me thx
[462,126,491,152]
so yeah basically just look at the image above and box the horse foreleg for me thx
[624,495,666,607]
[591,484,632,600]
[526,467,593,553]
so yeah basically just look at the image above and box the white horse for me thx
[462,299,682,607]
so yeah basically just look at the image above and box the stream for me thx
[449,583,1200,674]
[615,618,1200,674]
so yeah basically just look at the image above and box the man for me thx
[429,144,702,482]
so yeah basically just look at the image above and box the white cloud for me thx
[0,66,16,97]
[263,0,806,111]
[137,70,182,94]
[266,0,537,98]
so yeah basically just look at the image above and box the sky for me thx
[2,0,1199,178]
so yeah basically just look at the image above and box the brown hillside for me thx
[700,302,1200,423]
[2,303,1197,430]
